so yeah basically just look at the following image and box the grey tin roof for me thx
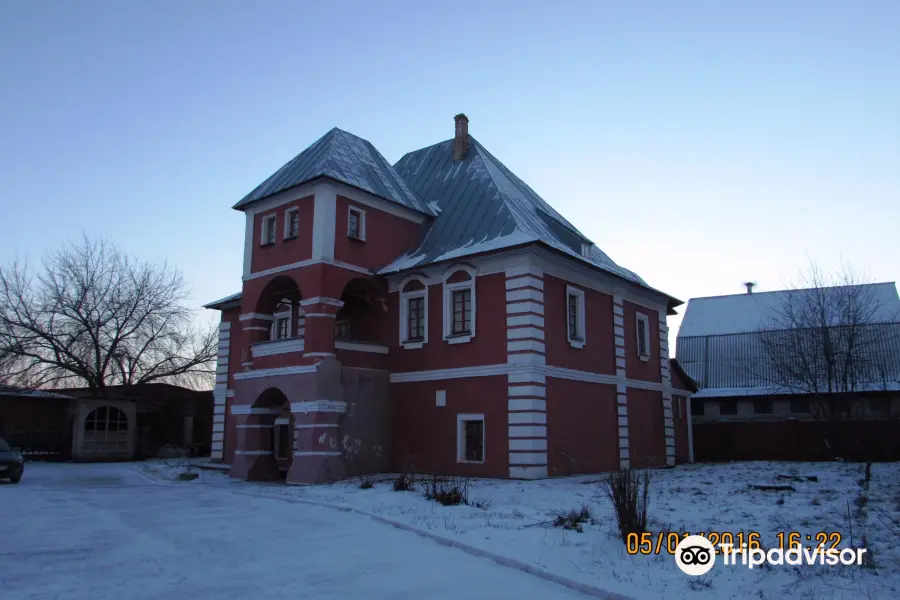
[678,283,900,338]
[203,291,242,310]
[378,137,650,289]
[233,128,437,216]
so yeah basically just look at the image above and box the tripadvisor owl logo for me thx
[675,535,716,576]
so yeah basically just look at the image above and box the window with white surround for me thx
[284,207,299,239]
[636,312,651,360]
[442,265,476,344]
[399,276,428,349]
[457,413,484,463]
[260,214,277,245]
[271,303,292,340]
[566,285,586,348]
[335,319,350,340]
[347,206,366,241]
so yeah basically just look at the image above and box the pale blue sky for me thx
[1,1,898,342]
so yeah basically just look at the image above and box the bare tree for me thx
[754,262,900,457]
[0,236,217,396]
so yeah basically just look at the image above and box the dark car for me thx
[0,436,24,483]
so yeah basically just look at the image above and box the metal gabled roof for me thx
[678,282,900,338]
[203,291,242,310]
[233,128,436,216]
[379,136,652,289]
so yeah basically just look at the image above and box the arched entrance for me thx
[229,386,291,482]
[83,406,129,456]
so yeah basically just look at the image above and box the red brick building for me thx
[204,114,691,484]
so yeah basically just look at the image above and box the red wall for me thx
[391,376,507,478]
[387,273,507,372]
[543,274,615,374]
[546,379,619,475]
[627,388,666,468]
[333,195,422,270]
[250,196,314,274]
[624,301,662,383]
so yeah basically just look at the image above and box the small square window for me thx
[261,214,277,245]
[566,286,586,348]
[348,207,366,241]
[753,399,773,414]
[636,313,651,359]
[719,400,737,415]
[285,208,299,239]
[451,289,472,335]
[790,398,810,414]
[458,414,484,463]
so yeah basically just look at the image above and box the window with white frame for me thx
[335,319,350,340]
[273,316,290,340]
[260,214,277,245]
[442,266,476,343]
[457,413,484,463]
[636,312,651,360]
[347,206,366,241]
[566,285,586,348]
[399,277,428,349]
[284,207,299,239]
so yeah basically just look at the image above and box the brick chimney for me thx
[453,113,469,160]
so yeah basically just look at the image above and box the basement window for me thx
[348,206,366,241]
[636,313,651,361]
[457,414,485,463]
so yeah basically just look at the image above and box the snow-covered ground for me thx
[4,461,899,600]
[235,461,900,600]
[0,462,608,600]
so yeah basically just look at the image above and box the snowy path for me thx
[1,463,598,600]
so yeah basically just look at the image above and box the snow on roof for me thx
[0,385,72,399]
[678,282,900,338]
[203,291,242,310]
[693,381,900,398]
[233,128,436,217]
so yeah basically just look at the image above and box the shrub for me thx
[605,469,650,543]
[423,475,469,506]
[393,472,415,492]
[553,505,592,532]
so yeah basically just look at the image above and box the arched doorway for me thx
[83,406,130,456]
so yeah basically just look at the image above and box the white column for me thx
[613,295,629,469]
[659,309,676,466]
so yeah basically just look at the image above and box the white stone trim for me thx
[251,338,305,357]
[245,257,372,281]
[504,265,543,279]
[510,466,548,479]
[234,364,318,379]
[260,212,277,246]
[303,351,336,357]
[509,425,547,438]
[508,385,546,397]
[294,423,340,429]
[211,451,223,460]
[508,399,546,411]
[212,423,225,432]
[505,275,543,291]
[509,438,547,451]
[457,413,485,464]
[242,326,269,332]
[506,301,544,315]
[312,185,337,260]
[234,450,273,456]
[213,414,225,424]
[214,406,225,415]
[304,313,337,319]
[442,264,476,344]
[240,313,276,322]
[230,406,282,416]
[508,412,546,425]
[565,285,586,349]
[236,424,275,429]
[290,400,347,413]
[507,340,545,353]
[506,288,542,303]
[507,327,544,340]
[399,275,429,349]
[508,371,546,385]
[334,341,389,354]
[294,451,343,457]
[507,314,544,328]
[509,452,547,465]
[300,296,344,308]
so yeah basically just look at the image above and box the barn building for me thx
[677,282,900,461]
[204,114,693,484]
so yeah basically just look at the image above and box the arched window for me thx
[83,406,129,454]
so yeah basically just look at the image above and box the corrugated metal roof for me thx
[378,136,652,289]
[678,283,900,338]
[203,291,242,310]
[233,128,436,216]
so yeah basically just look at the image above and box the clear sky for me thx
[1,0,898,346]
